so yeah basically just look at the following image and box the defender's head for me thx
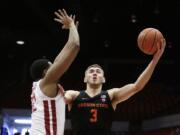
[30,59,52,81]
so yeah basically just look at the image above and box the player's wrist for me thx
[69,22,76,28]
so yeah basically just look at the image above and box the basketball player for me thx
[64,39,166,135]
[29,9,80,135]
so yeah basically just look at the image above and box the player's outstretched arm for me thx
[109,39,166,109]
[40,9,80,96]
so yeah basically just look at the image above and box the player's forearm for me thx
[45,23,80,83]
[134,59,157,90]
[67,23,80,47]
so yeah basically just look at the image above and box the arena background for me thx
[0,0,180,134]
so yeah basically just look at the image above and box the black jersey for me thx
[70,90,114,135]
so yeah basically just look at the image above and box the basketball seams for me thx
[148,30,157,54]
[141,28,154,54]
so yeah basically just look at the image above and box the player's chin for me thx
[90,81,100,85]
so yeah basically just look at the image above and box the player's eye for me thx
[89,69,94,73]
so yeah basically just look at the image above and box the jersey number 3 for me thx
[90,109,97,123]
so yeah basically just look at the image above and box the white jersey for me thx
[30,80,65,135]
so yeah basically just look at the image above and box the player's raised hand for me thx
[54,9,77,29]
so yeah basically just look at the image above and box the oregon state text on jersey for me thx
[70,91,114,135]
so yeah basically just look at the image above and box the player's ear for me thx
[102,77,106,83]
[42,69,48,78]
[84,76,87,83]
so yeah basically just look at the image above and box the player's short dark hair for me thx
[30,59,50,81]
[85,64,103,72]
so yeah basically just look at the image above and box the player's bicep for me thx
[44,60,68,83]
[112,84,137,103]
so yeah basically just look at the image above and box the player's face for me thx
[84,67,105,85]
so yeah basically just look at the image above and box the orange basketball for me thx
[137,28,164,55]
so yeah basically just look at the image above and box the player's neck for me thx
[85,84,102,97]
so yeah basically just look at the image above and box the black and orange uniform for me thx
[70,91,114,135]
